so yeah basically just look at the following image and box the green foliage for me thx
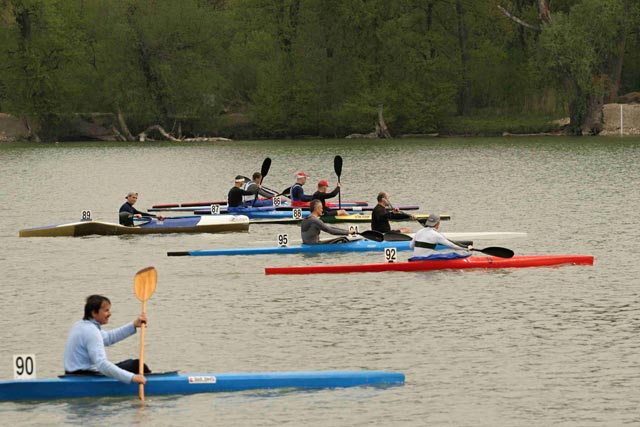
[0,0,638,140]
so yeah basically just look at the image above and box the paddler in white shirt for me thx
[409,213,474,261]
[63,295,149,384]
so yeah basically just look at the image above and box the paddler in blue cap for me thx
[409,213,473,260]
[119,191,164,226]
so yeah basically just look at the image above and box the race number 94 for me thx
[13,354,36,379]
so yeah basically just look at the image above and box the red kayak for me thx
[265,255,594,275]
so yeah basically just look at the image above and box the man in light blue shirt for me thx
[64,295,148,384]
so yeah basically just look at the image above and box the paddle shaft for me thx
[139,299,147,400]
[253,158,271,206]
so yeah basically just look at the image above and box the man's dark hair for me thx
[83,295,110,320]
[252,172,262,180]
[377,192,387,202]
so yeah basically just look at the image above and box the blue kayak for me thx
[0,370,404,401]
[166,238,464,256]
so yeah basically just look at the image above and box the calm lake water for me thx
[0,137,639,426]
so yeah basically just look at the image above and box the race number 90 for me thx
[13,354,36,379]
[384,248,397,263]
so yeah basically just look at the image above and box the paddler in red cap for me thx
[312,179,348,216]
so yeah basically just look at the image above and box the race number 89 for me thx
[13,354,36,379]
[384,248,397,263]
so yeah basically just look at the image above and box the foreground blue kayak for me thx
[0,370,404,401]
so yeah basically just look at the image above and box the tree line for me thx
[0,0,638,141]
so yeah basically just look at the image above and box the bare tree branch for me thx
[498,5,540,31]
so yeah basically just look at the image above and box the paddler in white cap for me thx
[227,175,257,208]
[289,171,313,206]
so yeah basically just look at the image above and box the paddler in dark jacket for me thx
[228,175,257,208]
[311,179,348,216]
[289,171,313,206]
[119,192,163,226]
[371,192,414,234]
[301,199,355,244]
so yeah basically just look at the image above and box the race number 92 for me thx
[13,354,36,379]
[384,248,397,263]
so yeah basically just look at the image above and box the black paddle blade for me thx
[359,230,384,242]
[383,232,413,242]
[334,155,343,178]
[280,186,291,197]
[261,157,272,178]
[476,246,514,258]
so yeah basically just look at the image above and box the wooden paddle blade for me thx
[134,267,157,301]
[359,230,384,242]
[261,157,272,178]
[476,247,514,258]
[334,155,343,178]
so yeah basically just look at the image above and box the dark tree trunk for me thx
[606,0,629,102]
[455,0,471,115]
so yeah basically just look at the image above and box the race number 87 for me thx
[13,354,36,379]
